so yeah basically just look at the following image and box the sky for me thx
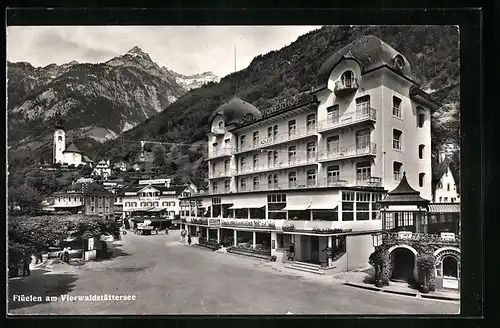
[7,26,322,78]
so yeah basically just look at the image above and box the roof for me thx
[379,172,429,205]
[208,95,263,127]
[63,143,83,154]
[98,160,107,165]
[122,184,189,196]
[432,157,453,183]
[409,85,441,108]
[317,35,412,89]
[83,156,93,162]
[429,203,460,213]
[54,182,114,196]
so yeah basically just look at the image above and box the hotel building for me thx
[180,35,440,273]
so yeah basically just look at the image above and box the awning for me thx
[130,207,155,212]
[429,203,460,213]
[54,204,82,208]
[227,199,266,210]
[148,208,166,212]
[282,204,311,211]
[309,204,338,210]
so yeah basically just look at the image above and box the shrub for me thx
[417,253,436,288]
[369,247,391,286]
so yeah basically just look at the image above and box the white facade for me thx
[63,151,83,166]
[434,166,460,203]
[206,60,433,201]
[53,129,66,164]
[93,161,112,179]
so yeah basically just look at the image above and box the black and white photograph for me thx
[7,24,461,315]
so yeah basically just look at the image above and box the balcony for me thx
[383,232,460,247]
[317,108,376,133]
[334,78,359,97]
[235,154,318,176]
[238,178,349,193]
[356,176,382,187]
[208,148,233,160]
[236,126,318,154]
[208,171,233,179]
[317,143,377,162]
[212,127,226,136]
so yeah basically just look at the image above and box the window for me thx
[288,120,296,136]
[240,135,246,149]
[327,135,340,153]
[212,162,216,175]
[213,142,218,148]
[240,178,247,191]
[444,197,448,202]
[341,70,355,87]
[288,146,297,163]
[224,159,229,173]
[371,193,383,220]
[288,172,297,187]
[154,202,159,207]
[253,131,259,146]
[327,165,340,183]
[440,256,460,279]
[240,157,246,170]
[396,212,414,227]
[392,96,402,118]
[356,129,370,150]
[342,191,355,221]
[212,182,218,193]
[224,138,230,145]
[393,162,403,182]
[437,181,442,189]
[306,141,316,158]
[393,129,402,150]
[267,151,274,167]
[268,174,279,189]
[356,192,370,220]
[356,161,371,182]
[224,180,230,191]
[253,154,259,169]
[439,197,443,202]
[327,105,340,123]
[267,193,287,213]
[306,114,316,132]
[451,198,456,203]
[125,202,130,207]
[419,173,425,187]
[417,113,425,128]
[268,125,278,139]
[447,183,450,191]
[307,169,316,186]
[253,177,260,190]
[394,56,405,70]
[356,95,370,113]
[57,136,63,141]
[419,144,425,159]
[218,121,224,128]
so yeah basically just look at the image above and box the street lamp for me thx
[372,232,384,248]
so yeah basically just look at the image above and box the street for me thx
[8,230,460,315]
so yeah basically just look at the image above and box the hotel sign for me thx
[262,92,314,118]
[259,137,274,146]
[442,278,459,289]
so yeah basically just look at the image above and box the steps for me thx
[193,243,219,251]
[284,261,326,275]
[227,248,272,260]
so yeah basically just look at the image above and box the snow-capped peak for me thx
[127,46,147,57]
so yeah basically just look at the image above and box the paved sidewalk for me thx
[336,269,460,302]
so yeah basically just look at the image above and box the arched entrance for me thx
[442,256,459,278]
[390,247,416,281]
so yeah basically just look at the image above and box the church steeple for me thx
[54,115,65,131]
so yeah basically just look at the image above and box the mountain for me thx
[7,46,220,158]
[164,69,220,90]
[9,26,460,189]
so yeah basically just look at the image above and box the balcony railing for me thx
[317,143,377,162]
[383,232,460,246]
[317,108,376,133]
[356,176,382,187]
[334,78,359,96]
[208,148,233,159]
[208,171,233,179]
[212,127,226,135]
[236,154,318,176]
[236,126,318,154]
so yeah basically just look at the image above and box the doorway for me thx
[391,248,415,282]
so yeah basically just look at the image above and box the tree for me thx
[8,183,44,213]
[152,144,166,167]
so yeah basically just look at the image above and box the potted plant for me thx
[417,253,436,294]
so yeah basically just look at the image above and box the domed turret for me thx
[317,35,412,89]
[209,95,262,128]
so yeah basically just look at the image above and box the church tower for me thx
[53,119,66,164]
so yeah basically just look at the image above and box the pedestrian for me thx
[165,226,169,235]
[288,243,295,261]
[35,250,43,264]
[187,234,192,245]
[63,247,70,263]
[22,256,31,277]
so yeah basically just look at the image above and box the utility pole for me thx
[234,45,237,73]
[81,182,88,260]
